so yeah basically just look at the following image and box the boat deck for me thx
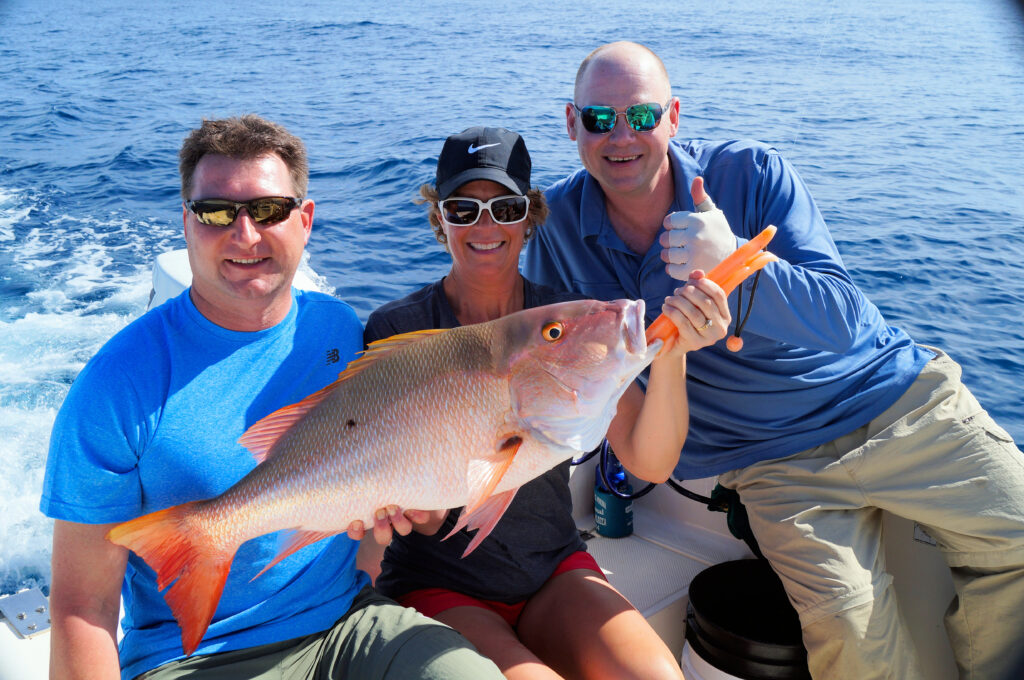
[568,458,959,677]
[569,461,751,660]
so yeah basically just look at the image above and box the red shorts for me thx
[396,550,605,627]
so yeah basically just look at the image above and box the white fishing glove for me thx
[659,195,737,281]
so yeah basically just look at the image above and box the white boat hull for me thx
[0,588,50,680]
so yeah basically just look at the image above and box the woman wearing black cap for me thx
[357,127,729,680]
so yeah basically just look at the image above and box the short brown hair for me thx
[179,115,309,199]
[416,183,549,249]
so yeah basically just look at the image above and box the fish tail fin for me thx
[106,502,233,656]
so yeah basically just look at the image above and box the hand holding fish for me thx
[346,506,449,543]
[659,177,737,281]
[603,272,730,485]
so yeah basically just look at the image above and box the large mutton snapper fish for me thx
[106,298,661,655]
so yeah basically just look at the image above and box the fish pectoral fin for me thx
[251,529,337,581]
[442,488,519,557]
[463,435,522,516]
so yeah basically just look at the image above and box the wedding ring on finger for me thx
[698,317,714,331]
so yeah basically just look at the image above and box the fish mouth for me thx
[618,298,646,356]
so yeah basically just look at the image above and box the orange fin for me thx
[106,502,232,656]
[251,530,336,581]
[464,435,521,516]
[443,488,519,557]
[239,328,447,463]
[239,379,344,463]
[364,327,447,351]
[345,329,448,378]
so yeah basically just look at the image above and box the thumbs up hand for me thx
[659,177,737,281]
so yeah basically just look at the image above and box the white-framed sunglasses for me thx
[438,195,530,226]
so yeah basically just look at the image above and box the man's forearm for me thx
[50,615,121,680]
[49,520,127,680]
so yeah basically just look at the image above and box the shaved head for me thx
[565,41,679,208]
[574,42,672,103]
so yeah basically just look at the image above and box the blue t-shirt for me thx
[524,139,933,478]
[40,289,370,680]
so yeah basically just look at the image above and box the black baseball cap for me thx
[435,127,531,199]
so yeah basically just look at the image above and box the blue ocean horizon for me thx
[2,0,1022,595]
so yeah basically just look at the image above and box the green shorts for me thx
[137,586,503,680]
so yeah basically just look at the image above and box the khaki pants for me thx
[720,348,1024,680]
[137,586,503,680]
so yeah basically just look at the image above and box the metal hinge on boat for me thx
[0,588,51,639]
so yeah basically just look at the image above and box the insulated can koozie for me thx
[594,483,633,537]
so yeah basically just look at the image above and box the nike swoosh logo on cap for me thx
[467,143,500,153]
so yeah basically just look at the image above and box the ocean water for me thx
[1,0,1022,596]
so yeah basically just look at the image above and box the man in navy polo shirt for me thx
[524,41,1024,680]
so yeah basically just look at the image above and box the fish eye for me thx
[541,322,564,342]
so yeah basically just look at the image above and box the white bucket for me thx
[682,639,745,680]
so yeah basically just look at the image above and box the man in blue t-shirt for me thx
[524,41,1024,680]
[40,115,501,680]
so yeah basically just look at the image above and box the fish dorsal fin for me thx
[443,488,519,557]
[250,529,336,581]
[350,329,448,373]
[239,329,447,463]
[366,327,448,349]
[239,379,344,463]
[463,435,521,516]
